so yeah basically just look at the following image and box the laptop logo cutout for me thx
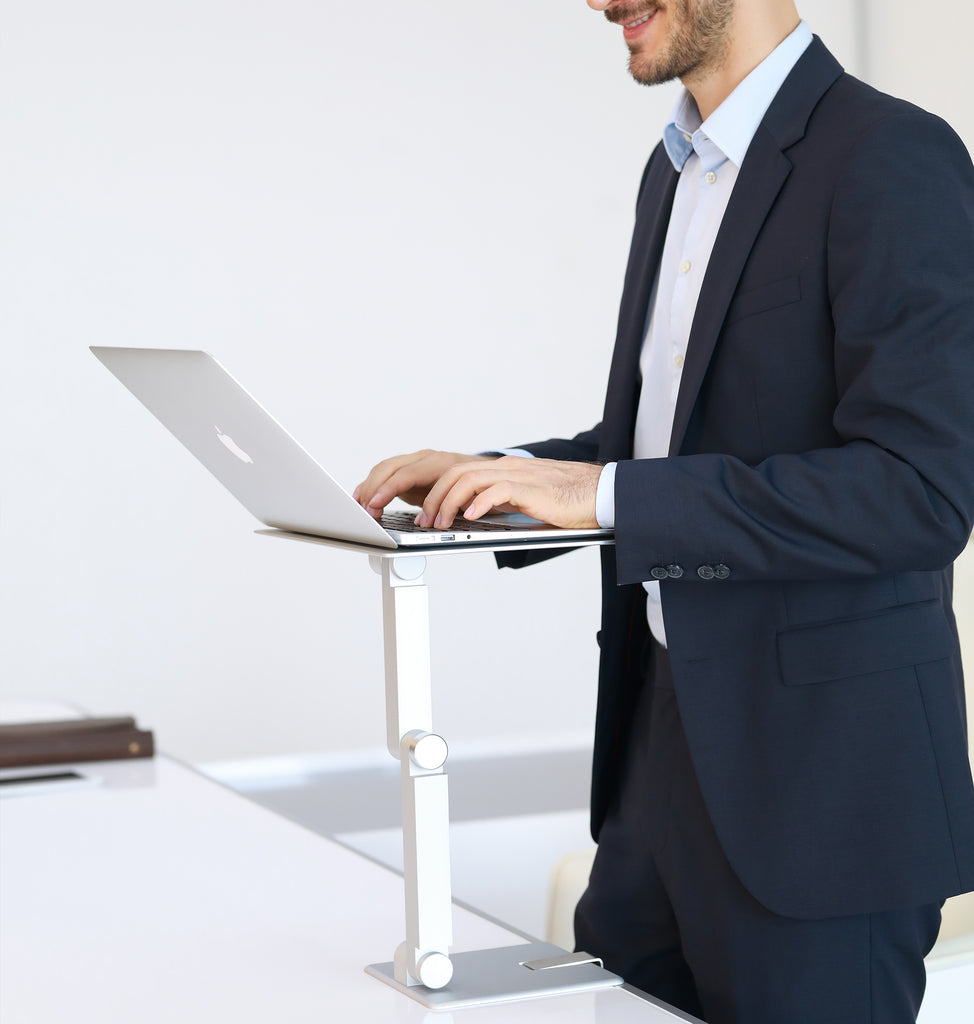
[215,426,253,464]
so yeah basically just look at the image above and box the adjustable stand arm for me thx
[257,529,622,1009]
[370,555,454,990]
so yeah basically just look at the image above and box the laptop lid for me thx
[90,347,613,551]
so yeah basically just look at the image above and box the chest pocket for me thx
[725,274,802,325]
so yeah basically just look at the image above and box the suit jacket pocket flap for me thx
[777,600,953,686]
[725,274,802,324]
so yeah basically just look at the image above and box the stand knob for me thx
[406,731,449,771]
[416,951,453,990]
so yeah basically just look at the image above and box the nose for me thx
[587,0,613,9]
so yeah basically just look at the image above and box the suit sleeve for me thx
[614,111,974,586]
[512,424,603,464]
[491,424,604,570]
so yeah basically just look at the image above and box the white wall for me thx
[863,0,974,149]
[0,2,926,765]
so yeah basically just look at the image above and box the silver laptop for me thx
[90,347,613,551]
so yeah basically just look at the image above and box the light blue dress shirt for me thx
[596,20,813,646]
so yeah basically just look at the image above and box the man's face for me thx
[601,0,736,88]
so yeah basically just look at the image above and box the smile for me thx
[626,13,654,29]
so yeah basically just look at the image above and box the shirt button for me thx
[673,353,684,368]
[682,132,691,142]
[680,260,691,274]
[705,171,717,184]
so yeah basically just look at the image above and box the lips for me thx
[608,3,660,40]
[625,12,655,29]
[607,3,660,26]
[622,8,659,42]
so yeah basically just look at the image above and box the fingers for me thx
[353,449,440,516]
[416,458,602,530]
[416,461,515,528]
[353,451,493,518]
[353,451,429,518]
[357,454,602,530]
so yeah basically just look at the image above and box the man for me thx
[355,2,974,1020]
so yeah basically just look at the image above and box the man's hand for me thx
[355,451,604,529]
[353,450,497,520]
[415,456,603,530]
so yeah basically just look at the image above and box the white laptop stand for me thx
[261,531,621,1009]
[368,552,455,992]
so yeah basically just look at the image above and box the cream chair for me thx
[927,892,974,969]
[545,847,596,952]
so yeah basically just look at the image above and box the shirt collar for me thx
[662,19,813,173]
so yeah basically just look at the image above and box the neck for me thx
[684,5,801,120]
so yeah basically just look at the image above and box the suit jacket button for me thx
[697,565,715,581]
[650,566,669,580]
[666,564,684,579]
[714,563,730,580]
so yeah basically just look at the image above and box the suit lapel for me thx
[668,37,844,456]
[667,132,793,454]
[600,149,678,461]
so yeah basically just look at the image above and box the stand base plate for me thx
[366,942,623,1010]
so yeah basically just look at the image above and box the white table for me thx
[0,753,694,1023]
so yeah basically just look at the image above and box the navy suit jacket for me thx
[501,38,974,919]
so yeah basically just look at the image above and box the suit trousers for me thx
[574,641,942,1024]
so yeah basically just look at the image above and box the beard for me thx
[607,1,736,88]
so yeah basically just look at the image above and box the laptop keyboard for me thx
[380,510,525,533]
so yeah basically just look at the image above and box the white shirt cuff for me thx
[595,462,616,529]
